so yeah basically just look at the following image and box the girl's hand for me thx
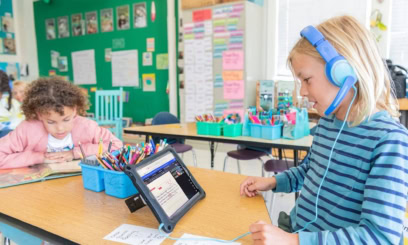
[250,221,299,245]
[44,151,74,163]
[240,176,276,197]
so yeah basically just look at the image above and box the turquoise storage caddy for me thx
[80,163,138,199]
[249,123,262,138]
[223,123,242,137]
[196,121,210,135]
[261,123,283,140]
[283,108,310,139]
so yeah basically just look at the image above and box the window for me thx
[389,0,408,67]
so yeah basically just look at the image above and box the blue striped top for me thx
[274,110,408,245]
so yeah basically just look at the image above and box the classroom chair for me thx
[151,112,197,167]
[95,87,123,140]
[263,157,294,215]
[222,145,267,176]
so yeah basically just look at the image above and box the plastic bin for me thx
[223,123,242,137]
[261,124,283,140]
[208,123,223,136]
[196,122,210,135]
[80,163,138,199]
[80,163,105,192]
[103,170,138,198]
[249,123,262,138]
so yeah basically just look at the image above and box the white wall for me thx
[0,0,38,82]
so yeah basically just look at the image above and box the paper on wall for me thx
[71,49,96,85]
[111,50,139,87]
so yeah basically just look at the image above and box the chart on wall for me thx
[183,9,214,123]
[183,2,247,122]
[0,0,16,54]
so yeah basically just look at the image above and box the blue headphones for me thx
[300,26,357,116]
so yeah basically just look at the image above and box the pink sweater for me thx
[0,116,122,169]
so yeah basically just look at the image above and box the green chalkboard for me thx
[34,0,170,123]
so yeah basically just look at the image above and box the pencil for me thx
[107,139,112,152]
[98,139,103,157]
[78,142,86,159]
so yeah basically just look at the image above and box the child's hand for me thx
[240,176,276,197]
[249,220,299,245]
[44,151,74,163]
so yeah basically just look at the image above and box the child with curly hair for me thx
[0,77,122,169]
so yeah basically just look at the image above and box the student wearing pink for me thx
[0,77,122,169]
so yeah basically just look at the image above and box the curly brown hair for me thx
[22,77,89,120]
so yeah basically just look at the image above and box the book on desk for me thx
[0,160,81,188]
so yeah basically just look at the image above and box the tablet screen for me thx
[136,152,200,218]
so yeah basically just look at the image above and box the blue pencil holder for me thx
[261,124,283,140]
[103,169,138,198]
[80,163,138,199]
[249,123,262,138]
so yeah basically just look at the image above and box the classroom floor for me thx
[123,134,296,225]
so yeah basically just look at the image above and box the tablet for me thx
[124,146,206,233]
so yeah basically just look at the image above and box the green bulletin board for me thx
[34,0,170,123]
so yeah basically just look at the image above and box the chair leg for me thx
[258,158,265,177]
[269,191,277,217]
[237,160,241,174]
[191,149,197,167]
[223,155,229,172]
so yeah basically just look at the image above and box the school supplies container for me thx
[223,123,243,137]
[261,123,283,140]
[282,108,310,140]
[80,163,137,199]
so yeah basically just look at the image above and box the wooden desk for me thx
[124,123,313,168]
[0,168,269,244]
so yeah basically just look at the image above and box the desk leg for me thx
[278,149,283,160]
[210,141,215,169]
[294,150,299,199]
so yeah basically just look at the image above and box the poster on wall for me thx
[3,37,15,54]
[0,62,20,81]
[58,56,68,72]
[71,49,97,85]
[71,13,84,36]
[85,11,98,34]
[100,8,114,32]
[57,16,69,38]
[117,5,130,30]
[142,73,156,92]
[1,15,14,33]
[45,18,56,40]
[133,2,147,28]
[111,50,139,87]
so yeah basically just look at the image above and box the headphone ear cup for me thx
[326,57,356,87]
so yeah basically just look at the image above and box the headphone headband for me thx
[300,26,340,64]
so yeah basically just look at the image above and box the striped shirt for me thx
[274,110,408,245]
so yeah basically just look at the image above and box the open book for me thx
[0,160,81,188]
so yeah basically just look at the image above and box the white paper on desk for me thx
[173,233,241,245]
[104,224,166,245]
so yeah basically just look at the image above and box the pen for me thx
[78,142,86,159]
